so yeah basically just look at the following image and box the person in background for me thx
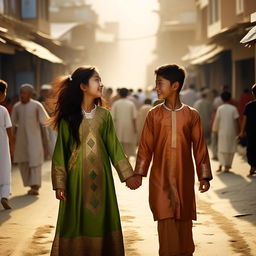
[193,89,213,144]
[111,87,137,159]
[0,80,14,209]
[213,92,239,173]
[239,84,256,176]
[180,84,198,107]
[237,88,253,124]
[11,84,49,196]
[136,98,152,141]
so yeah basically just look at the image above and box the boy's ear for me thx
[172,81,180,91]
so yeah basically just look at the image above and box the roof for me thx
[240,25,256,45]
[182,44,224,65]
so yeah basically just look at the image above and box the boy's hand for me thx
[56,189,67,201]
[126,175,142,190]
[199,180,210,193]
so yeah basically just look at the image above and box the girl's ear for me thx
[80,83,87,92]
[172,81,180,91]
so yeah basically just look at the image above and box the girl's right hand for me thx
[56,189,67,201]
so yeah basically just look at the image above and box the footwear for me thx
[27,189,39,196]
[1,198,11,209]
[249,167,256,176]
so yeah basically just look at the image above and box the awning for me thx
[182,44,224,65]
[240,25,256,45]
[8,37,63,63]
[50,22,79,39]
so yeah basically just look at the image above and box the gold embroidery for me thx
[51,231,124,256]
[114,158,133,182]
[171,111,177,148]
[68,148,80,170]
[52,166,67,190]
[81,107,106,215]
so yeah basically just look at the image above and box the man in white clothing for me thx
[111,88,137,159]
[12,84,49,195]
[180,84,198,107]
[213,91,239,172]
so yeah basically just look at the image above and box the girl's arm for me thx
[105,111,134,182]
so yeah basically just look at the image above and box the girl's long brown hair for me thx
[47,66,101,147]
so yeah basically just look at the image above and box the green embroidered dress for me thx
[51,106,133,256]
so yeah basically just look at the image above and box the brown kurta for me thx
[135,103,212,221]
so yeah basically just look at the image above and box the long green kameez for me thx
[51,107,133,256]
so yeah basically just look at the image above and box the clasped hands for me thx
[125,174,142,190]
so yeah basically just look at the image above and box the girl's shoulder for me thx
[96,106,110,118]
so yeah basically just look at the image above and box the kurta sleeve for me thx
[51,119,70,190]
[191,111,213,181]
[37,102,49,124]
[105,111,133,182]
[4,107,12,128]
[11,104,18,128]
[134,110,154,177]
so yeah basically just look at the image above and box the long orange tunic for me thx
[135,103,212,221]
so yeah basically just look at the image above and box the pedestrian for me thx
[180,84,198,107]
[193,89,213,144]
[11,84,49,196]
[133,64,212,256]
[213,91,239,173]
[49,66,139,256]
[0,80,13,209]
[111,87,137,159]
[239,84,256,176]
[136,98,152,141]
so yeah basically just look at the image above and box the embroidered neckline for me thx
[163,103,184,112]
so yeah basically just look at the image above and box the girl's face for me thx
[81,72,103,99]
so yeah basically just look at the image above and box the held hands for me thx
[56,189,67,201]
[125,174,142,190]
[199,180,210,193]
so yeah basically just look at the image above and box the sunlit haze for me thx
[87,0,159,89]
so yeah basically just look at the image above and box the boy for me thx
[0,80,13,209]
[239,84,256,176]
[213,91,239,173]
[133,64,212,256]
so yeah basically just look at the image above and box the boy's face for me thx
[155,75,178,99]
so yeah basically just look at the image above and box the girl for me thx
[49,66,139,256]
[0,80,13,209]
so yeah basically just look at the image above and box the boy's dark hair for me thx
[119,88,129,97]
[221,91,231,102]
[0,80,7,93]
[155,64,185,92]
[251,84,256,96]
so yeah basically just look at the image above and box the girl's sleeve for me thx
[4,107,12,128]
[105,111,133,182]
[51,119,69,190]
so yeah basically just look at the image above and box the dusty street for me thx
[0,153,255,256]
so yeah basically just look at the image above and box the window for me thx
[236,0,244,14]
[209,0,220,24]
[21,0,37,19]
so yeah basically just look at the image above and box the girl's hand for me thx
[56,189,67,201]
[199,180,210,193]
[126,175,142,190]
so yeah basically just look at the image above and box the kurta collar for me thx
[163,103,185,112]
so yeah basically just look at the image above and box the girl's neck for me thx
[165,94,182,110]
[81,96,95,112]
